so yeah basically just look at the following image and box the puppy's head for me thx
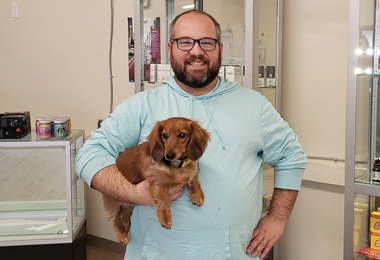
[147,117,210,162]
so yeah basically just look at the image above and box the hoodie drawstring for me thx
[189,96,194,120]
[202,96,226,150]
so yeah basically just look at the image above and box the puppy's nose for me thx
[166,152,176,160]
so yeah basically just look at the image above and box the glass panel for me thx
[355,0,380,186]
[72,137,85,233]
[204,0,246,87]
[0,146,68,240]
[355,75,371,183]
[257,0,277,108]
[142,0,168,90]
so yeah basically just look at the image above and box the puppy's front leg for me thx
[188,175,204,206]
[150,181,172,229]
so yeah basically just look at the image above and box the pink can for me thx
[38,120,51,140]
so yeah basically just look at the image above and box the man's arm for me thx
[92,164,184,205]
[246,188,299,259]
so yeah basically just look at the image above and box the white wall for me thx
[278,0,349,259]
[0,0,350,256]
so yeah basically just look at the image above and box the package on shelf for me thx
[258,65,266,88]
[372,232,380,250]
[371,211,380,232]
[225,65,241,85]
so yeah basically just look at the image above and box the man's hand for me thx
[134,176,185,205]
[246,214,285,258]
[246,188,299,259]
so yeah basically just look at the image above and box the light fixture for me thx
[366,48,374,55]
[183,4,195,9]
[355,68,362,74]
[365,68,372,74]
[355,48,363,55]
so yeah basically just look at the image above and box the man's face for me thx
[168,13,223,89]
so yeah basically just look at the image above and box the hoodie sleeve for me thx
[260,99,307,190]
[74,97,143,187]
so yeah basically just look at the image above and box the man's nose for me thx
[189,41,204,56]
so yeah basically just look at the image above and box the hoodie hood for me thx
[166,75,240,150]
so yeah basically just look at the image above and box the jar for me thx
[38,120,51,140]
[53,119,67,139]
[61,116,71,135]
[35,117,46,136]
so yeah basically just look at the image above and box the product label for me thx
[38,125,51,139]
[54,124,66,138]
[373,171,379,181]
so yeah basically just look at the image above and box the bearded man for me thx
[75,10,306,260]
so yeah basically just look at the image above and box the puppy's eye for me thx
[178,132,186,138]
[162,133,168,139]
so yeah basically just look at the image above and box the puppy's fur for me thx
[102,117,210,244]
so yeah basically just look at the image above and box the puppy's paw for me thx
[117,233,130,245]
[160,221,172,229]
[189,192,204,207]
[157,210,172,229]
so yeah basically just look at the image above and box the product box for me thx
[157,64,166,84]
[266,65,276,87]
[262,194,272,214]
[371,211,380,232]
[149,64,157,83]
[225,66,234,82]
[219,66,225,79]
[166,64,171,81]
[225,66,241,84]
[372,232,380,250]
[258,65,266,88]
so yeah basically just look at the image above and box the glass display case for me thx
[0,129,86,250]
[345,0,380,259]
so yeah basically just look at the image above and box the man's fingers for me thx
[168,184,184,200]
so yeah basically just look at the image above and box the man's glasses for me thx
[172,38,220,51]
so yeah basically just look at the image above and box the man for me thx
[75,10,307,259]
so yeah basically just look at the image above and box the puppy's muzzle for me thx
[165,152,176,160]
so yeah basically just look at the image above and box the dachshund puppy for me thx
[102,117,210,245]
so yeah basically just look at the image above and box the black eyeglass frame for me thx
[171,37,221,51]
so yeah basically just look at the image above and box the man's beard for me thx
[170,51,222,89]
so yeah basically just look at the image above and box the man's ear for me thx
[168,41,172,60]
[219,42,223,61]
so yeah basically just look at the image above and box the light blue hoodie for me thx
[75,76,307,260]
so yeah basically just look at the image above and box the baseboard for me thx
[86,235,126,256]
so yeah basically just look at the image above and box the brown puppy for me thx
[102,117,210,245]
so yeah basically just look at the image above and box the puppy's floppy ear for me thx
[147,122,164,162]
[186,121,211,161]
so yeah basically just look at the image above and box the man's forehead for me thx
[174,13,217,38]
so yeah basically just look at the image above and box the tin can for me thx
[54,119,67,139]
[61,116,71,135]
[35,117,46,136]
[38,120,51,140]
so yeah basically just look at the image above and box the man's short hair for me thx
[169,10,221,41]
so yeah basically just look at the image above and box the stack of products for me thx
[357,206,380,259]
[35,116,71,140]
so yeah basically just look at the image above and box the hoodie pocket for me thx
[141,219,232,260]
